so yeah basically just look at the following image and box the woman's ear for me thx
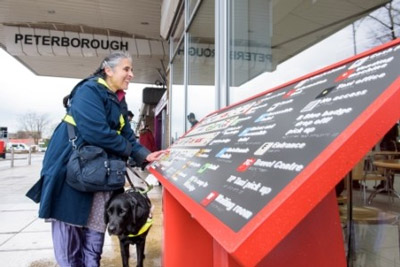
[104,66,113,77]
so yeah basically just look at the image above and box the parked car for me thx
[7,143,30,153]
[38,144,47,152]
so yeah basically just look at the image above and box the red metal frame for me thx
[150,38,400,266]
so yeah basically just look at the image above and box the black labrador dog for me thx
[105,189,153,267]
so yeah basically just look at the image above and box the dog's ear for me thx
[136,205,149,221]
[104,190,124,224]
[128,197,138,225]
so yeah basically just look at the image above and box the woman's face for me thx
[105,58,134,91]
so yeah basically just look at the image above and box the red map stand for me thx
[150,39,400,266]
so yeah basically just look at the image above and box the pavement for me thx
[0,153,163,267]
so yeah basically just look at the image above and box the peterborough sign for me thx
[4,26,165,57]
[13,32,128,51]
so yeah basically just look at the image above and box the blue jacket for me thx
[26,77,150,226]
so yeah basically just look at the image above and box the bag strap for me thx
[63,114,78,150]
[126,165,153,194]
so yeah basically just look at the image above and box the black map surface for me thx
[151,44,400,232]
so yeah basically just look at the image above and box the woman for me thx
[26,51,165,266]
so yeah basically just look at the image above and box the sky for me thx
[0,48,148,135]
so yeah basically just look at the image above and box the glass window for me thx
[170,41,185,144]
[228,0,272,104]
[171,14,184,54]
[187,0,199,20]
[187,0,215,131]
[228,0,400,105]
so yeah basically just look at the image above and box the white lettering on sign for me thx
[356,57,393,71]
[219,153,232,159]
[249,124,277,131]
[247,103,269,114]
[313,117,333,125]
[272,142,306,149]
[226,147,250,153]
[209,139,231,145]
[207,164,220,170]
[233,177,247,186]
[289,108,352,135]
[254,159,276,168]
[174,132,220,147]
[215,194,235,211]
[241,130,267,136]
[349,63,389,79]
[370,48,394,58]
[296,79,327,91]
[274,161,304,172]
[355,73,386,84]
[297,113,321,120]
[295,66,345,88]
[285,127,303,136]
[332,90,367,101]
[295,120,313,127]
[254,141,306,155]
[322,108,352,117]
[337,81,355,89]
[232,205,253,219]
[191,176,208,188]
[223,129,240,135]
[188,162,201,168]
[267,99,293,112]
[285,127,315,135]
[259,186,272,196]
[183,180,196,192]
[243,181,261,191]
[267,108,293,116]
[232,116,252,125]
[262,91,286,101]
[184,176,209,192]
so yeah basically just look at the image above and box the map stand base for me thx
[162,190,346,266]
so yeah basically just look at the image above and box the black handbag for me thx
[65,120,126,192]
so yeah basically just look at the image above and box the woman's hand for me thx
[145,150,168,162]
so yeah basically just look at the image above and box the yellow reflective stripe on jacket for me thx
[97,77,126,133]
[97,77,111,90]
[127,218,153,237]
[117,114,125,134]
[63,114,124,134]
[63,114,76,126]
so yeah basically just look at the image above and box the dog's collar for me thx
[128,218,153,237]
[125,186,153,195]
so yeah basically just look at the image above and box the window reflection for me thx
[187,0,215,131]
[170,41,185,144]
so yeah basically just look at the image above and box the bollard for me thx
[28,147,31,165]
[10,147,14,168]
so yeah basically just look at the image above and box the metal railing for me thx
[9,147,32,167]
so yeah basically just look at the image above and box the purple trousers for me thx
[51,220,105,267]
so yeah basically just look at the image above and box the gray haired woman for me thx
[26,51,165,266]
